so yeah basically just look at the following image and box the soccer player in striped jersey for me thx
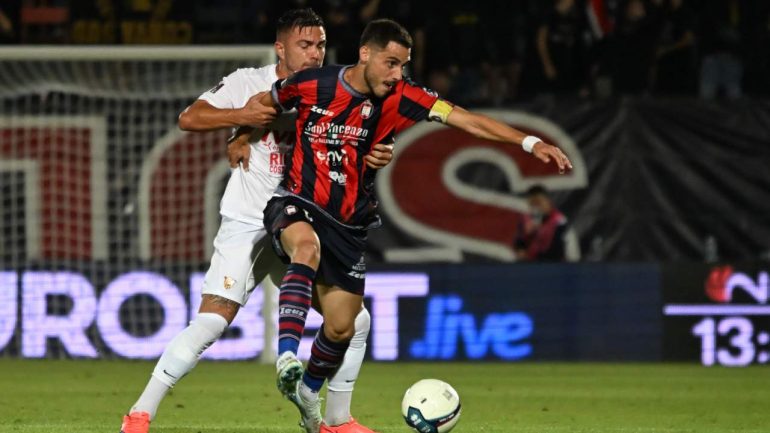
[231,18,573,433]
[119,9,393,433]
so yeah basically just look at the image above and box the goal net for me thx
[0,45,283,362]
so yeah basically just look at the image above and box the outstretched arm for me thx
[178,91,278,131]
[445,106,572,172]
[223,92,282,170]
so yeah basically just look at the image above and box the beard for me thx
[363,64,393,98]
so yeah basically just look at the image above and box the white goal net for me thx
[0,45,281,361]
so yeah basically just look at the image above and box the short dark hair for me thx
[526,185,549,197]
[276,8,324,38]
[360,19,413,49]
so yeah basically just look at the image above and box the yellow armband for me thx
[428,99,454,123]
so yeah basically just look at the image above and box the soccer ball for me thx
[401,379,461,433]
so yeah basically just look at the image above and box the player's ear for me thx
[275,41,285,62]
[359,45,370,64]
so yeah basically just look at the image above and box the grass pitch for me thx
[0,360,767,433]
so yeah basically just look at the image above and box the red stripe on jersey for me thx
[287,79,318,193]
[378,88,404,136]
[393,80,440,134]
[339,101,364,221]
[400,80,439,109]
[312,82,352,208]
[374,92,401,141]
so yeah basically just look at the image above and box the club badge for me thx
[361,100,373,119]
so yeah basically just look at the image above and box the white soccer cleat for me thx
[290,382,323,433]
[275,351,303,398]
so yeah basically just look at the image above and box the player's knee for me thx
[190,312,229,346]
[324,321,355,342]
[292,240,321,268]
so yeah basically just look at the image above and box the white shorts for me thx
[202,216,286,305]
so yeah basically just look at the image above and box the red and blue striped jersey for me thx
[271,64,448,227]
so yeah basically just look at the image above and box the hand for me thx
[239,91,277,127]
[532,142,572,173]
[364,142,394,169]
[523,218,537,234]
[227,127,253,171]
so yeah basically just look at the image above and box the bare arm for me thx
[446,106,572,171]
[222,91,282,171]
[178,91,278,131]
[222,92,281,137]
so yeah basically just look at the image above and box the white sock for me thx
[130,376,170,420]
[325,308,370,426]
[131,312,228,420]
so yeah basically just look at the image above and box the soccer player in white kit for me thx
[120,9,392,433]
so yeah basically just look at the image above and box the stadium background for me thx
[0,1,769,432]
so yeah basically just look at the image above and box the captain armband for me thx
[427,99,454,124]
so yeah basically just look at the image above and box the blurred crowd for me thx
[2,0,770,103]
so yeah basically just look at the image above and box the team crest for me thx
[360,100,373,119]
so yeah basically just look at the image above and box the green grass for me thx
[0,360,768,432]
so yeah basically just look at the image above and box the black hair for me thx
[526,185,549,197]
[276,8,324,37]
[359,19,413,49]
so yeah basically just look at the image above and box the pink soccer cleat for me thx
[320,417,378,433]
[120,411,150,433]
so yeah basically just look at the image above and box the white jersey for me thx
[198,64,296,225]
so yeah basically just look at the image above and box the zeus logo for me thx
[705,266,769,304]
[310,105,335,116]
[377,110,588,262]
[279,307,307,317]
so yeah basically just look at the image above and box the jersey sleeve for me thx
[397,80,454,127]
[271,70,315,111]
[198,69,247,109]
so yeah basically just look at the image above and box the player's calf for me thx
[277,263,316,355]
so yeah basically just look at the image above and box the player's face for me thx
[527,194,552,218]
[361,42,410,98]
[277,25,327,74]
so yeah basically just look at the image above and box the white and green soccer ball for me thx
[401,379,462,433]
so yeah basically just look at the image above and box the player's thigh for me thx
[202,217,264,308]
[316,282,363,340]
[199,294,240,323]
[263,197,321,264]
